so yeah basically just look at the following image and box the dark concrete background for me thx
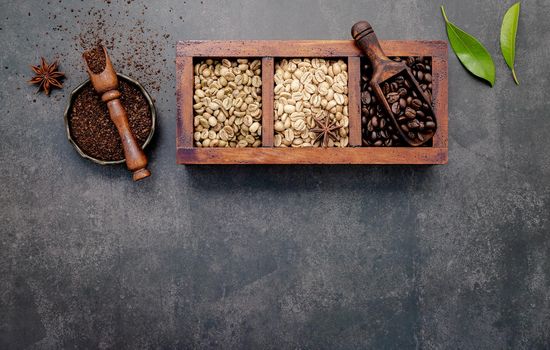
[1,0,549,349]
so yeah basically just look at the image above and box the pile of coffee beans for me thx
[361,56,433,147]
[193,58,262,148]
[273,58,349,148]
[381,73,436,144]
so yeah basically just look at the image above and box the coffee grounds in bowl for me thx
[68,80,152,161]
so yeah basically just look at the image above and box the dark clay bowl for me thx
[64,73,156,165]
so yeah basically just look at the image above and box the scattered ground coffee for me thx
[69,80,152,161]
[83,45,106,74]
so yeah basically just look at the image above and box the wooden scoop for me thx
[83,45,151,181]
[352,21,437,146]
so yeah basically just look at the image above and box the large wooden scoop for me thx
[83,45,151,181]
[352,21,437,146]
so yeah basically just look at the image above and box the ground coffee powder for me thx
[69,80,152,161]
[83,45,107,74]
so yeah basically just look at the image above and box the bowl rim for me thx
[64,73,156,165]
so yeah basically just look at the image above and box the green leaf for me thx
[441,6,496,87]
[500,2,521,85]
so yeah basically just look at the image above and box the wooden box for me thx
[176,40,448,164]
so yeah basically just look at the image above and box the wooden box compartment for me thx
[176,40,448,164]
[192,57,264,148]
[273,57,350,148]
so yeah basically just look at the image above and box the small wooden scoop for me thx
[83,45,151,181]
[352,21,437,146]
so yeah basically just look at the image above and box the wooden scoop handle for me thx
[84,45,150,181]
[351,21,391,69]
[103,90,151,181]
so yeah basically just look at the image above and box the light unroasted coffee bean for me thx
[274,58,349,147]
[193,58,262,147]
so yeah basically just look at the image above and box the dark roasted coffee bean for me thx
[417,71,424,81]
[371,131,378,140]
[416,110,425,118]
[405,107,416,118]
[408,120,420,129]
[380,130,388,139]
[399,98,407,109]
[412,91,418,98]
[397,88,407,97]
[423,102,429,109]
[371,116,379,128]
[367,120,373,132]
[417,133,424,142]
[385,139,392,146]
[390,82,398,91]
[398,116,406,122]
[382,82,390,95]
[361,91,372,105]
[395,75,405,84]
[374,140,383,146]
[425,73,432,83]
[362,116,367,124]
[386,92,400,104]
[425,65,431,72]
[391,102,400,115]
[401,124,409,132]
[425,121,436,129]
[426,116,433,121]
[411,99,422,109]
[408,131,416,140]
[404,79,410,89]
[380,118,386,129]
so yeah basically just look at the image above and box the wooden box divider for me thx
[176,40,448,164]
[261,57,274,147]
[347,56,362,147]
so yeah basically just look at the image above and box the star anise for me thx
[310,112,343,147]
[28,57,65,95]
